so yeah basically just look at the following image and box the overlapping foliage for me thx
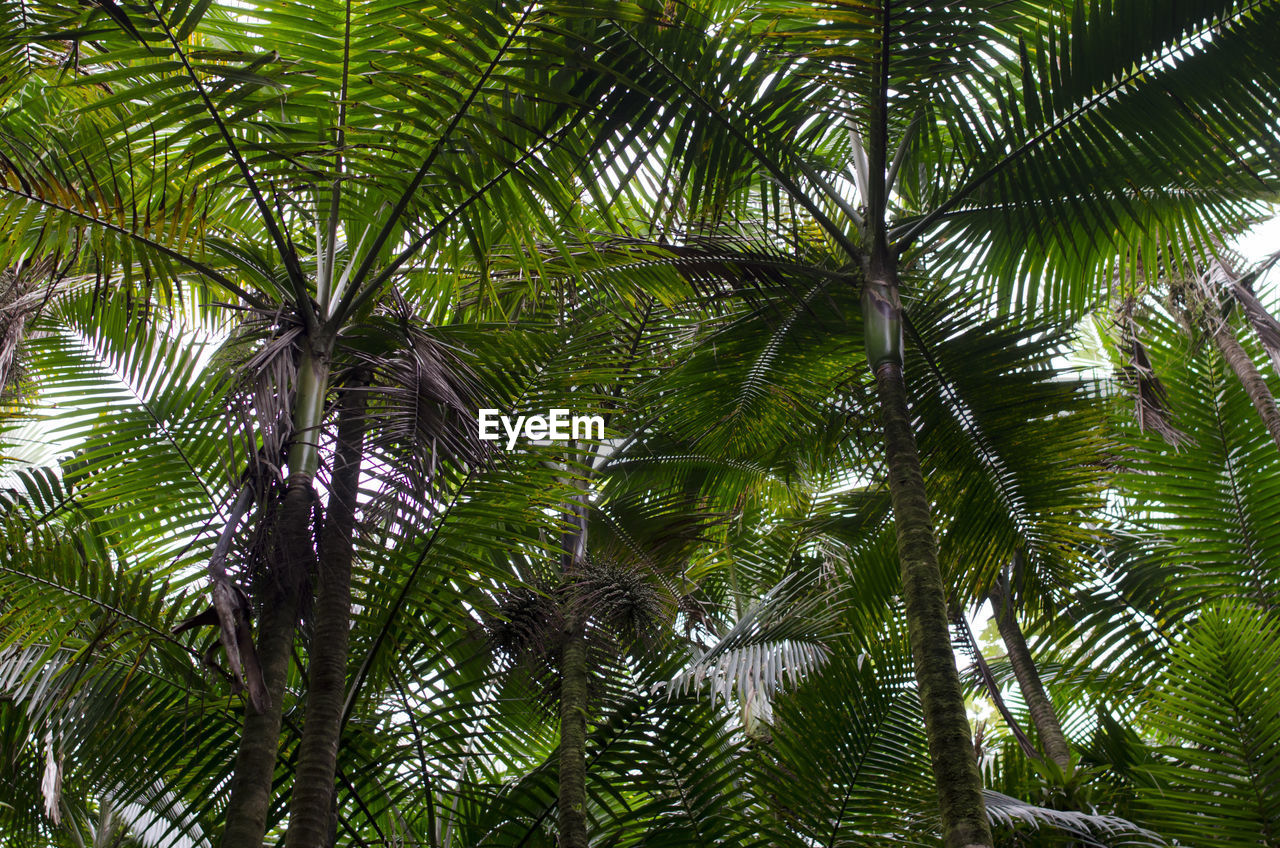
[1,0,1279,845]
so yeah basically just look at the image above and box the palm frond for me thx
[1137,602,1280,847]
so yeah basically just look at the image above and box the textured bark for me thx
[220,476,314,848]
[286,385,368,848]
[874,358,992,848]
[1212,321,1280,452]
[558,618,590,848]
[988,579,1071,771]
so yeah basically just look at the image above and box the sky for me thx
[1237,214,1280,300]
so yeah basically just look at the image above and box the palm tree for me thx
[0,1,676,841]
[0,264,659,845]
[1161,245,1280,451]
[8,220,1280,848]
[566,2,1280,842]
[985,292,1280,846]
[987,563,1073,772]
[3,1,1280,847]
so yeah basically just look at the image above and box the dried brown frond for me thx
[1117,309,1192,449]
[0,258,60,401]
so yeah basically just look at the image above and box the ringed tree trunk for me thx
[221,346,331,848]
[285,379,369,848]
[558,498,590,848]
[864,247,993,848]
[987,574,1071,772]
[558,615,590,848]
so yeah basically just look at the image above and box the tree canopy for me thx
[0,0,1278,846]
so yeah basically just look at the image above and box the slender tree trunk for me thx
[286,382,369,848]
[558,616,590,848]
[875,359,992,848]
[987,579,1070,771]
[865,248,992,848]
[557,492,590,848]
[220,478,313,848]
[1211,320,1280,451]
[860,3,988,830]
[221,347,330,848]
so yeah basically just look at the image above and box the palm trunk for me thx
[557,496,590,848]
[1211,320,1280,451]
[987,579,1070,771]
[865,250,991,848]
[875,359,992,848]
[286,382,368,848]
[221,348,330,848]
[1227,280,1280,377]
[558,616,590,848]
[219,478,313,848]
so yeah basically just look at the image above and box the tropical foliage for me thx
[1,0,1279,846]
